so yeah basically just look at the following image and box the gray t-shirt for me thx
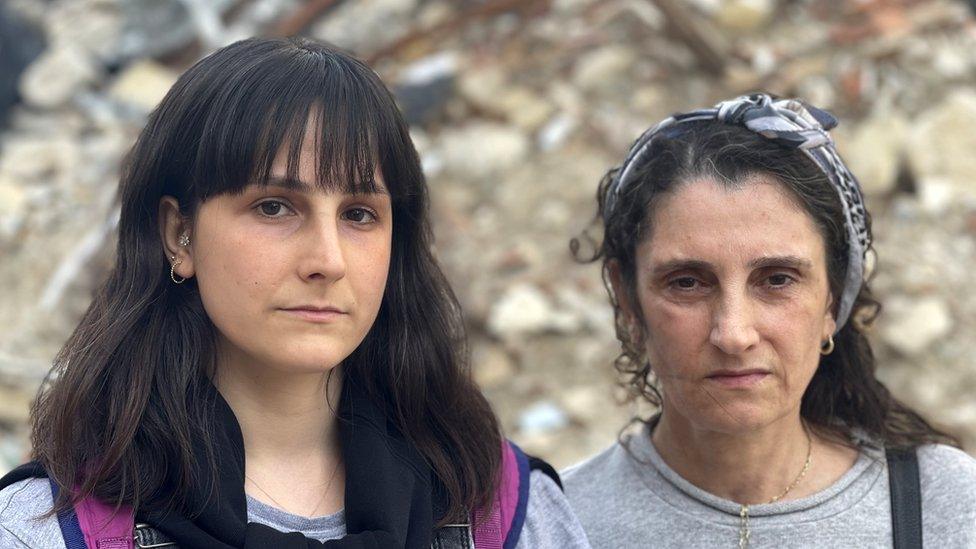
[562,425,976,548]
[0,470,591,548]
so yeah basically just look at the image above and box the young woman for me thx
[563,94,976,548]
[0,37,590,548]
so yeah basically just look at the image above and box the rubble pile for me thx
[2,0,975,472]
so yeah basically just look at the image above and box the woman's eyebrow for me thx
[649,255,813,276]
[650,259,714,276]
[747,255,813,270]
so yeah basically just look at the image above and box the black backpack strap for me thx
[527,455,563,491]
[887,447,923,549]
[0,461,47,490]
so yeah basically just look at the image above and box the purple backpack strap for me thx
[49,479,135,549]
[472,441,530,549]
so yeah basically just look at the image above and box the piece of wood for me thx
[366,0,551,64]
[268,0,340,37]
[647,0,728,74]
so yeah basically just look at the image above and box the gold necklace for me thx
[245,459,342,517]
[738,428,812,549]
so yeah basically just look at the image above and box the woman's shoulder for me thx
[915,443,976,495]
[517,469,591,548]
[0,477,65,548]
[913,444,976,544]
[561,437,635,498]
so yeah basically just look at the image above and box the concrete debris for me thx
[19,47,99,109]
[909,90,976,195]
[438,122,529,179]
[837,106,909,196]
[487,283,580,339]
[518,401,570,436]
[3,0,976,471]
[108,60,179,113]
[881,296,953,356]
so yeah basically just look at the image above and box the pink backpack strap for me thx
[48,479,135,549]
[472,440,530,549]
[73,494,135,549]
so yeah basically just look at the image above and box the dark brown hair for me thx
[573,119,959,450]
[31,37,500,522]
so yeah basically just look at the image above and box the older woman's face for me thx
[630,175,836,434]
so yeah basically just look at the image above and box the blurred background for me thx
[1,0,975,474]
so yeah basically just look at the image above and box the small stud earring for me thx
[178,232,190,247]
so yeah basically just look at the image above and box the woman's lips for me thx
[705,370,770,388]
[280,308,347,323]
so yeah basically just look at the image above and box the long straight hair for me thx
[31,37,501,522]
[574,120,959,450]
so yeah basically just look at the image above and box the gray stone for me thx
[572,45,635,93]
[19,46,98,109]
[108,60,179,113]
[487,283,580,339]
[45,0,123,63]
[0,136,75,181]
[0,432,29,477]
[0,384,31,425]
[916,177,956,215]
[472,343,517,389]
[115,0,238,61]
[311,0,418,54]
[537,113,577,151]
[908,90,976,194]
[0,179,28,242]
[880,296,953,356]
[560,385,605,420]
[837,107,909,196]
[438,122,529,179]
[0,2,45,125]
[715,0,775,33]
[517,400,569,436]
[459,69,554,132]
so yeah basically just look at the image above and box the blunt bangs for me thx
[166,37,405,207]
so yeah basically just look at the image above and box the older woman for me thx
[563,94,976,548]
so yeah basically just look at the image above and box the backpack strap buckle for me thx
[133,523,177,548]
[431,523,474,549]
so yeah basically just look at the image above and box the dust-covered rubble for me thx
[2,0,975,472]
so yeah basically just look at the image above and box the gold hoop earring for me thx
[820,335,835,355]
[170,256,187,284]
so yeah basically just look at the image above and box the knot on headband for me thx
[604,93,869,333]
[715,94,837,149]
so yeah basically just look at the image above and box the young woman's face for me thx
[629,176,836,434]
[181,136,393,375]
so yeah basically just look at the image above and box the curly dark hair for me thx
[572,119,959,450]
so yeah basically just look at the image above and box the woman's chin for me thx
[678,401,785,435]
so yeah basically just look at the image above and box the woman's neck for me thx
[651,408,855,506]
[215,365,341,461]
[212,346,345,516]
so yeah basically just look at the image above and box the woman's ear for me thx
[822,292,837,342]
[159,196,194,281]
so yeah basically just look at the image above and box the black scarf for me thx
[0,379,442,548]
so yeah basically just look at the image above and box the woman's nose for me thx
[298,218,347,282]
[708,290,760,355]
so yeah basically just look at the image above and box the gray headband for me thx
[605,93,869,333]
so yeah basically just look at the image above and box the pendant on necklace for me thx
[739,505,750,548]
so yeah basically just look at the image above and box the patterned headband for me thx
[604,93,869,333]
